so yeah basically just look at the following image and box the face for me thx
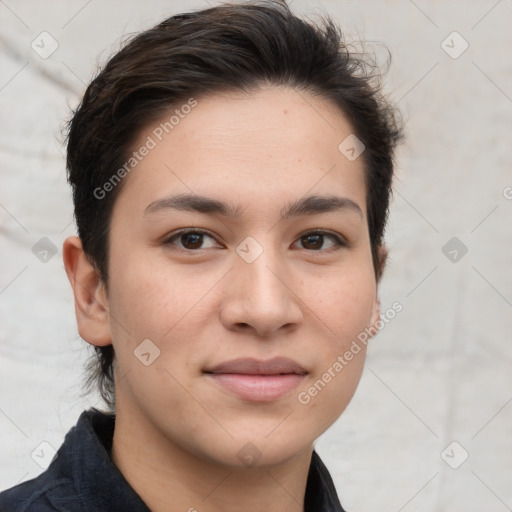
[104,86,381,467]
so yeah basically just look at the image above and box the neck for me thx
[111,405,313,512]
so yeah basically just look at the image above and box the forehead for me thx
[114,86,367,219]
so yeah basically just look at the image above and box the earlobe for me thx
[63,236,112,347]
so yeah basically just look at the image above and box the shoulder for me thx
[0,409,107,512]
[0,476,73,512]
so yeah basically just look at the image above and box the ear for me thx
[63,236,112,347]
[369,245,388,334]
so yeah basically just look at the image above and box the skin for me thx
[64,85,385,512]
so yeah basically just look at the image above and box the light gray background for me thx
[1,1,511,510]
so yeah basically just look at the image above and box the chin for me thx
[215,427,315,469]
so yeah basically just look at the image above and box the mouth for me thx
[203,357,308,402]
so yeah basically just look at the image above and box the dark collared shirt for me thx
[0,409,347,511]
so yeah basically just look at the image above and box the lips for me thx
[205,357,307,376]
[204,357,307,402]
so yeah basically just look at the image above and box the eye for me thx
[164,229,348,253]
[164,229,220,251]
[294,230,348,251]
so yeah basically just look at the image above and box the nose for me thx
[219,248,303,338]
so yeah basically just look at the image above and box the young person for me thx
[0,1,402,510]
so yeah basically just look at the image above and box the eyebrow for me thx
[144,193,363,220]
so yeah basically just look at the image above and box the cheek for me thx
[109,272,169,339]
[105,258,206,406]
[106,252,221,361]
[108,248,185,329]
[295,267,375,420]
[305,265,376,341]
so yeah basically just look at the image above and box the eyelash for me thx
[163,228,349,253]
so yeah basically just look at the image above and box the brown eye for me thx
[301,234,322,250]
[296,231,347,251]
[180,232,204,249]
[165,230,219,251]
